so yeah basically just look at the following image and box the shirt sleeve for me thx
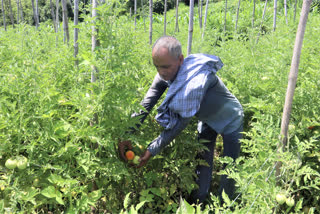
[131,73,168,125]
[147,116,192,156]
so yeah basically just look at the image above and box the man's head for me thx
[152,36,184,81]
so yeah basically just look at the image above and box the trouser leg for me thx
[189,122,217,204]
[218,124,243,201]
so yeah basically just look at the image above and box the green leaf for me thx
[124,192,132,209]
[41,186,56,198]
[222,190,232,207]
[176,197,194,214]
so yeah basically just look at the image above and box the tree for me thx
[276,0,313,181]
[187,0,194,55]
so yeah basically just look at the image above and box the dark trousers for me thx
[189,122,243,204]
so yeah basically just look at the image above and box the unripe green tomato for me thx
[17,156,28,170]
[286,197,294,207]
[133,156,140,165]
[5,158,17,169]
[276,194,286,205]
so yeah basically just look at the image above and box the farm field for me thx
[0,0,320,213]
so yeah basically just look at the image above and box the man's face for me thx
[152,47,184,81]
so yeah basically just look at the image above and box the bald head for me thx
[152,36,182,60]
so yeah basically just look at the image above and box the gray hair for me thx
[152,36,182,59]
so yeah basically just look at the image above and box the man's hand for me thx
[136,149,152,168]
[118,140,133,162]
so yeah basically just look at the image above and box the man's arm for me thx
[136,116,191,167]
[132,73,168,126]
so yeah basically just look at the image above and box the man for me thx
[118,36,244,204]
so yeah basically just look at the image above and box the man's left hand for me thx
[136,149,152,168]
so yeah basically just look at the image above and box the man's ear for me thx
[179,54,184,65]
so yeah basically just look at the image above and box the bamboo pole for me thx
[74,0,79,67]
[134,0,137,30]
[294,0,298,22]
[199,0,203,29]
[31,0,38,28]
[62,0,69,44]
[19,0,23,22]
[252,0,255,28]
[91,0,99,125]
[256,0,268,44]
[16,0,19,24]
[273,0,277,31]
[149,0,153,45]
[8,0,14,27]
[164,0,167,35]
[224,0,227,33]
[284,0,288,24]
[187,0,194,56]
[50,0,56,32]
[175,0,179,32]
[1,0,6,30]
[276,0,313,181]
[202,0,209,38]
[141,0,146,32]
[235,0,241,32]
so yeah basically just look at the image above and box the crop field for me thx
[0,0,320,213]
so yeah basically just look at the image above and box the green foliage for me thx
[0,0,320,213]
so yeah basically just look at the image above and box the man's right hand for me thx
[118,140,133,162]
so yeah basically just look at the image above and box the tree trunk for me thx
[134,0,137,30]
[256,0,268,44]
[224,0,227,33]
[276,0,313,182]
[74,0,79,66]
[175,0,179,32]
[164,0,167,35]
[284,0,288,24]
[1,0,6,30]
[8,0,14,27]
[252,0,255,28]
[62,0,69,44]
[149,0,153,45]
[235,0,241,32]
[273,0,277,31]
[50,0,56,32]
[202,0,209,38]
[187,0,194,56]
